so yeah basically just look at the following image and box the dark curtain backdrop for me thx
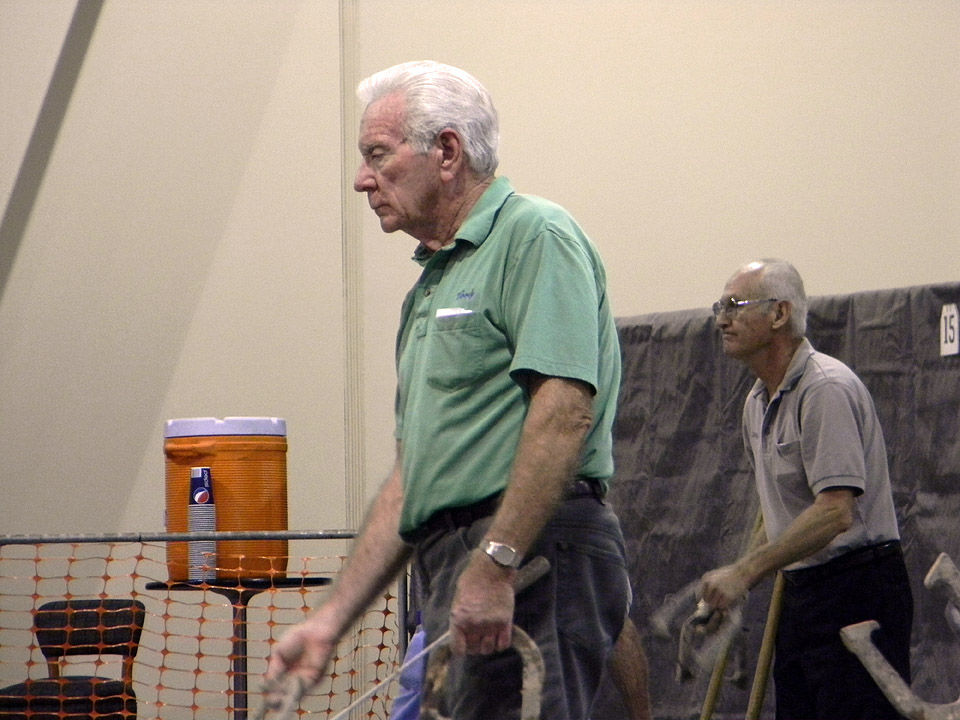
[595,282,960,720]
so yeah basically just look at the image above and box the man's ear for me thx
[436,129,464,179]
[771,300,792,331]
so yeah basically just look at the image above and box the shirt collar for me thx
[749,337,815,402]
[411,177,515,265]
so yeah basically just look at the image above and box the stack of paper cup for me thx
[187,466,216,581]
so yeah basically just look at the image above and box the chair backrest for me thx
[33,599,146,681]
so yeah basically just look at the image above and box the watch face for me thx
[485,541,520,568]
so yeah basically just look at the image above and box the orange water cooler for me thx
[164,416,288,580]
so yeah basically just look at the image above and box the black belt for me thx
[782,540,902,589]
[400,478,605,545]
[567,477,606,501]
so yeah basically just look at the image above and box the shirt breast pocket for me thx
[774,438,805,486]
[425,313,487,391]
[776,439,801,456]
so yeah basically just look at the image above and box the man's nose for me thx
[354,164,375,193]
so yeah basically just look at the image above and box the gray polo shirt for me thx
[743,338,900,570]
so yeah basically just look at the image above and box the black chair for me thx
[0,598,145,720]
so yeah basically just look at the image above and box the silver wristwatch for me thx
[482,540,522,569]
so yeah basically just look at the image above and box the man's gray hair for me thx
[357,60,500,177]
[745,258,809,336]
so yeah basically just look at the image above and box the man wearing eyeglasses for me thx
[698,259,912,720]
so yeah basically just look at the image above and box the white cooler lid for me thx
[165,416,287,438]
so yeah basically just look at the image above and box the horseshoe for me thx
[840,552,960,720]
[419,625,545,720]
[925,553,960,637]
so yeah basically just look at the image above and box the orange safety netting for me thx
[0,540,401,720]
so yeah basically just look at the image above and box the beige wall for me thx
[1,0,957,536]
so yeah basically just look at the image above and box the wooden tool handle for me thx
[513,555,550,594]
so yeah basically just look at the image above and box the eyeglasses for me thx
[711,297,779,318]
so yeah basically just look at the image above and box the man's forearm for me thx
[737,488,854,588]
[319,458,412,636]
[701,489,854,609]
[483,375,594,557]
[266,455,412,688]
[448,375,594,654]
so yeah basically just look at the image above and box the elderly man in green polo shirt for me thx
[266,61,636,719]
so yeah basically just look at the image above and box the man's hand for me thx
[699,563,750,611]
[449,549,518,655]
[264,612,339,706]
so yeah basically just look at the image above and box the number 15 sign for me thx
[942,303,959,357]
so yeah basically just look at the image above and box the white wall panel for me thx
[1,0,957,536]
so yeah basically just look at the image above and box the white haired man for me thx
[699,259,912,719]
[266,61,636,720]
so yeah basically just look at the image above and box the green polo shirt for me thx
[394,177,621,536]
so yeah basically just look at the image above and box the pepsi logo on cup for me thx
[189,466,215,506]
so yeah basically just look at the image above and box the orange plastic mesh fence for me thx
[0,540,401,720]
